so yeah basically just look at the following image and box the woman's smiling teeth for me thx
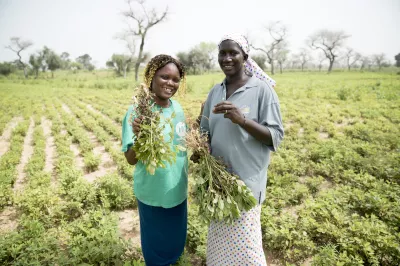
[223,65,234,70]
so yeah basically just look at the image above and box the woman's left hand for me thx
[213,101,245,126]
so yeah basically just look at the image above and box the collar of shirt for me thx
[220,75,259,100]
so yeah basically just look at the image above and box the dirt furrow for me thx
[0,117,23,158]
[41,117,56,184]
[117,209,141,247]
[14,118,35,192]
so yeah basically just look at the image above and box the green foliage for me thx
[106,54,134,77]
[83,151,101,172]
[0,121,29,209]
[62,210,132,265]
[0,62,16,76]
[0,71,399,264]
[132,84,177,175]
[177,42,216,75]
[192,154,257,224]
[95,173,135,210]
[0,218,64,265]
[186,205,207,263]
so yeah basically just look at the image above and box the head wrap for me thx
[219,33,276,88]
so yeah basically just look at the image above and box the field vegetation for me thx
[0,69,399,265]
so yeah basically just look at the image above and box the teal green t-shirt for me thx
[121,99,188,208]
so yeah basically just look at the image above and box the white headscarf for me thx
[219,33,276,88]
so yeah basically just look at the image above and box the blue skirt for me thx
[137,199,187,266]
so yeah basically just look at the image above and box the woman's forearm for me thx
[240,119,273,146]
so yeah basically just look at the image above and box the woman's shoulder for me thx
[170,99,185,113]
[251,76,280,104]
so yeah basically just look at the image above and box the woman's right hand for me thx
[132,116,143,137]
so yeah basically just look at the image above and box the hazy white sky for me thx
[0,0,399,67]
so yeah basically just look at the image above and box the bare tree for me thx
[359,56,370,70]
[290,54,301,69]
[5,37,33,78]
[372,53,386,70]
[122,0,168,81]
[317,52,326,72]
[275,42,289,74]
[114,33,137,78]
[298,49,312,71]
[308,30,350,73]
[344,48,361,71]
[251,21,287,75]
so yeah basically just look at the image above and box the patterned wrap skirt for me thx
[206,205,267,266]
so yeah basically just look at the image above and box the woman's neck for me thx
[153,96,170,108]
[225,71,249,87]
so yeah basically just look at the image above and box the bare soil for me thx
[14,118,35,192]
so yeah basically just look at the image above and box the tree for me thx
[60,52,71,69]
[317,52,326,72]
[196,42,216,71]
[0,62,16,76]
[70,62,83,73]
[298,49,312,71]
[251,21,287,75]
[275,42,289,74]
[122,0,168,81]
[372,53,386,70]
[344,48,361,71]
[252,54,267,70]
[359,56,370,70]
[46,50,62,78]
[395,53,400,67]
[76,54,94,71]
[176,42,216,74]
[252,22,287,74]
[308,30,350,73]
[106,54,133,78]
[5,37,33,78]
[29,54,42,78]
[114,32,150,78]
[39,46,51,72]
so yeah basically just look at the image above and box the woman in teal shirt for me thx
[121,55,188,266]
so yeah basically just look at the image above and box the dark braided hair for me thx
[143,54,186,93]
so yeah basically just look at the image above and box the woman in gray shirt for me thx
[198,33,284,265]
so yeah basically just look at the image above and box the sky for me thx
[0,0,399,67]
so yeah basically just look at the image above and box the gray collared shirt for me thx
[200,75,284,203]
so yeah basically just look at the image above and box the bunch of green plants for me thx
[186,128,257,224]
[131,84,177,175]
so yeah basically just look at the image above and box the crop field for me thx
[0,70,399,265]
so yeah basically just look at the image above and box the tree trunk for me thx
[23,65,27,79]
[270,62,275,75]
[301,64,304,72]
[279,63,283,74]
[348,65,351,71]
[328,60,334,73]
[124,65,127,79]
[51,71,54,78]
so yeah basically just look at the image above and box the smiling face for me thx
[218,40,248,77]
[151,63,181,103]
